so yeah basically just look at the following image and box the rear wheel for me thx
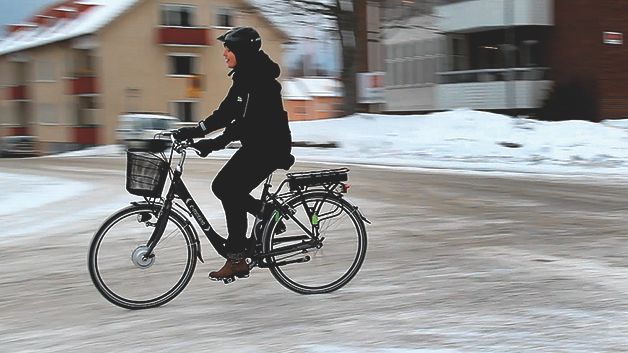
[88,204,197,309]
[263,192,367,294]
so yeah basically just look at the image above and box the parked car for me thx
[116,113,180,151]
[0,135,39,157]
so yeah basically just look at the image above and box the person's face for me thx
[223,46,237,68]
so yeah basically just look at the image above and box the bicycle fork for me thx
[143,198,174,258]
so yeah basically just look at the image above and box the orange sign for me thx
[187,75,204,98]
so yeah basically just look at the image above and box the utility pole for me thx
[505,0,516,114]
[355,0,369,112]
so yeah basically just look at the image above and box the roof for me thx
[0,0,139,56]
[0,0,292,56]
[283,77,343,100]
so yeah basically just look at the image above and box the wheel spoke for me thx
[88,205,196,309]
[264,193,367,294]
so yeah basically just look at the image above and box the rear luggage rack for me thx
[286,168,349,191]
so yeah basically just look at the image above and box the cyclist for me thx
[173,27,292,280]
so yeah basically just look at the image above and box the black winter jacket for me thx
[198,51,292,158]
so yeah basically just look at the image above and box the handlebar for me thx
[155,130,206,156]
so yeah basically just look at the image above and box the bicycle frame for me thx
[143,142,326,264]
[88,134,369,308]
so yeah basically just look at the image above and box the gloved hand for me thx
[190,138,222,157]
[173,126,204,141]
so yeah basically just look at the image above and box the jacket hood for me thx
[232,50,280,81]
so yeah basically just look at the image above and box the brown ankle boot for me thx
[209,258,250,280]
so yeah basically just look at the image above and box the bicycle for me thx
[88,133,370,309]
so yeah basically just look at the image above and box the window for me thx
[404,61,411,85]
[415,58,423,84]
[38,103,57,124]
[0,64,7,87]
[425,58,436,84]
[67,101,77,125]
[395,62,402,86]
[161,4,195,27]
[416,42,423,57]
[295,103,307,115]
[172,101,197,122]
[74,50,95,76]
[521,40,540,67]
[36,60,55,81]
[169,55,197,76]
[385,63,393,86]
[216,8,234,27]
[451,37,466,71]
[77,96,98,125]
[64,51,74,78]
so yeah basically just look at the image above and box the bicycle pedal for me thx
[223,277,236,284]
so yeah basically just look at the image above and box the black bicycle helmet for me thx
[217,27,262,57]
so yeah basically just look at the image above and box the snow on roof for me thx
[282,77,343,100]
[282,80,312,100]
[55,7,78,12]
[0,0,140,56]
[288,77,343,99]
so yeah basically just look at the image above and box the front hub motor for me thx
[131,245,155,269]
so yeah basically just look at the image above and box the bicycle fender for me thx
[354,206,371,224]
[130,201,204,263]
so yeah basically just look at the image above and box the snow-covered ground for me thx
[288,109,628,178]
[4,110,628,352]
[4,108,627,225]
[7,109,628,223]
[54,109,628,179]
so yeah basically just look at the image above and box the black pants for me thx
[211,148,277,255]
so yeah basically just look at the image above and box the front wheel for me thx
[263,192,367,294]
[88,203,197,309]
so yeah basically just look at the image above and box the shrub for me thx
[538,80,599,122]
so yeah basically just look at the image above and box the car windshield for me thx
[144,118,172,130]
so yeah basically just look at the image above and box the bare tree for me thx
[250,0,441,115]
[250,0,361,115]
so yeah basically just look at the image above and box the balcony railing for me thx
[157,26,210,46]
[73,125,99,145]
[67,75,98,95]
[437,0,553,33]
[436,67,553,110]
[10,126,30,136]
[8,85,28,100]
[438,67,551,84]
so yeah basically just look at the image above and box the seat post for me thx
[261,173,273,200]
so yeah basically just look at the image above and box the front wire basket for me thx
[125,149,170,198]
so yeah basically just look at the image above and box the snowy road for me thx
[2,156,628,352]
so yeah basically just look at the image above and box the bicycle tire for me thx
[263,191,367,294]
[88,203,197,309]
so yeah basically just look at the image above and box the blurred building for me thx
[283,77,343,121]
[436,0,553,113]
[0,0,289,153]
[383,0,628,120]
[382,15,446,112]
